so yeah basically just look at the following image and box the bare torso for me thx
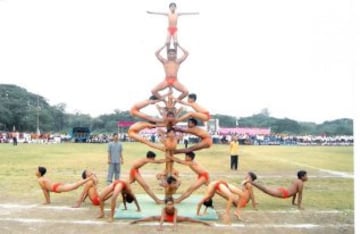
[165,138,178,151]
[165,206,176,216]
[288,179,303,195]
[86,180,99,199]
[241,183,252,201]
[164,61,179,77]
[38,177,53,191]
[165,186,178,197]
[187,127,210,139]
[132,159,148,170]
[189,161,207,175]
[190,102,207,113]
[168,12,178,26]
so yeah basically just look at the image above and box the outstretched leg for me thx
[57,176,93,192]
[151,80,169,101]
[175,139,212,154]
[251,181,283,198]
[130,216,161,224]
[97,184,114,219]
[175,178,206,203]
[176,112,210,123]
[177,216,211,226]
[172,80,189,101]
[128,122,165,151]
[135,175,162,204]
[130,100,162,123]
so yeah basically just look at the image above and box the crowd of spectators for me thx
[0,131,353,146]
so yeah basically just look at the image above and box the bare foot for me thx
[108,217,114,223]
[234,211,243,221]
[222,213,231,225]
[97,213,104,219]
[72,203,81,208]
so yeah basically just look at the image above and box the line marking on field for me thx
[0,203,352,214]
[290,160,353,178]
[0,204,89,210]
[255,158,354,179]
[213,223,354,228]
[0,218,108,225]
[240,209,347,214]
[317,169,353,178]
[137,173,353,179]
[0,218,353,229]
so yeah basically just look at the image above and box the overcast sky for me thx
[0,0,356,124]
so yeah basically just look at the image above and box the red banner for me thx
[117,121,135,127]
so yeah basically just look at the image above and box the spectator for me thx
[229,135,239,170]
[107,133,123,184]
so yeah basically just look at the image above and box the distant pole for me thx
[36,96,40,135]
[5,91,9,131]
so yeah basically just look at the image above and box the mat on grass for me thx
[114,194,218,220]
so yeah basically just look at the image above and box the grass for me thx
[0,142,354,234]
[0,142,354,211]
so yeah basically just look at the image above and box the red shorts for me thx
[113,180,127,190]
[198,172,210,183]
[90,196,101,206]
[168,26,177,36]
[239,198,248,208]
[203,111,211,120]
[51,183,63,193]
[164,214,175,222]
[130,168,139,178]
[166,76,177,86]
[215,181,228,193]
[278,187,290,198]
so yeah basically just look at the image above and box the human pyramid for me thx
[35,3,309,228]
[127,2,211,202]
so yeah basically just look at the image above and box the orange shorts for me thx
[51,183,63,193]
[203,111,211,120]
[165,214,175,222]
[198,172,210,183]
[168,26,177,36]
[278,187,290,198]
[239,198,248,208]
[130,168,139,179]
[215,181,228,193]
[166,76,177,86]
[90,196,101,206]
[113,180,127,190]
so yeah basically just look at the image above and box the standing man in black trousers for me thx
[229,135,239,170]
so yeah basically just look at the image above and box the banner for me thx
[117,121,135,127]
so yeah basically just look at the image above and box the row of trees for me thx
[0,84,353,136]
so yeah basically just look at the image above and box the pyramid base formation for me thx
[114,194,218,220]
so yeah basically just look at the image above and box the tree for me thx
[0,84,353,136]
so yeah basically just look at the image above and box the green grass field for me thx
[0,142,354,233]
